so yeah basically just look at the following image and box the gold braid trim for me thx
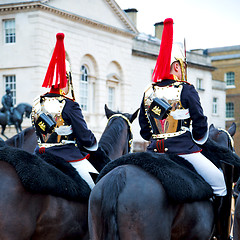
[175,58,187,81]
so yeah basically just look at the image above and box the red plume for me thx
[42,33,67,88]
[152,18,173,82]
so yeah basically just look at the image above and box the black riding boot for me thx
[213,196,231,240]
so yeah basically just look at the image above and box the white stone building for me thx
[0,0,225,150]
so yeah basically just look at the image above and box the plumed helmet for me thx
[171,42,185,65]
[152,18,187,82]
[42,33,67,89]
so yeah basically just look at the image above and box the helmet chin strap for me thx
[59,89,67,95]
[176,58,187,81]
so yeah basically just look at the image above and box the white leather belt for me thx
[152,128,188,139]
[39,140,76,148]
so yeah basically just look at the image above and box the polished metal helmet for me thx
[171,43,185,65]
[171,42,187,81]
[152,18,187,82]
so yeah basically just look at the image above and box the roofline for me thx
[104,0,138,34]
[205,45,240,54]
[211,54,240,61]
[187,62,216,71]
[0,1,42,6]
[132,49,216,71]
[0,1,137,38]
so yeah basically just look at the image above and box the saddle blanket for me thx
[0,144,91,202]
[97,152,214,203]
[98,139,240,203]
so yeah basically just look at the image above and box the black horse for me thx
[0,103,32,138]
[4,105,139,156]
[5,126,37,153]
[88,123,237,240]
[0,105,139,240]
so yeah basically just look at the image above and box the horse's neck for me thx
[14,105,25,115]
[5,127,37,152]
[99,121,128,160]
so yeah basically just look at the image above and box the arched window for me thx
[106,74,119,111]
[106,61,122,111]
[80,65,88,111]
[108,86,115,110]
[226,102,234,119]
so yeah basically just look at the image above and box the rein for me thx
[107,114,133,153]
[218,127,235,152]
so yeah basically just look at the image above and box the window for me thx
[226,102,234,119]
[4,75,16,105]
[108,87,115,110]
[225,72,235,86]
[106,72,119,110]
[3,19,16,43]
[196,78,204,90]
[212,97,218,114]
[80,65,88,111]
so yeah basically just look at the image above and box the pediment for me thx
[44,0,137,34]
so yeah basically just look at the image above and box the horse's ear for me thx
[104,104,115,119]
[130,108,140,123]
[228,122,236,137]
[209,123,218,141]
[209,124,215,131]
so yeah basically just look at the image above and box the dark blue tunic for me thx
[139,79,208,154]
[35,93,97,161]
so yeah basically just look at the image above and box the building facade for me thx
[0,0,226,151]
[204,46,240,155]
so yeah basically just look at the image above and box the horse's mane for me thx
[5,127,35,148]
[99,117,126,156]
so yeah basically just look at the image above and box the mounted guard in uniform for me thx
[139,18,228,240]
[32,33,99,189]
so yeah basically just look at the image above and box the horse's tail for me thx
[91,166,126,240]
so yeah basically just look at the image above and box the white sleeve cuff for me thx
[83,141,98,151]
[192,129,209,145]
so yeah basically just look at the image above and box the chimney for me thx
[124,8,138,27]
[154,21,164,40]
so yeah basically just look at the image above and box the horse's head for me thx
[100,105,139,159]
[104,104,139,123]
[14,103,32,118]
[24,104,32,118]
[209,122,236,151]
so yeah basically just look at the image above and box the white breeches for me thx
[180,152,227,196]
[69,159,99,190]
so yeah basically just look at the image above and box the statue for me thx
[1,87,13,125]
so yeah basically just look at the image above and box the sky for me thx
[115,0,240,50]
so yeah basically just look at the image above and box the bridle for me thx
[107,114,133,153]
